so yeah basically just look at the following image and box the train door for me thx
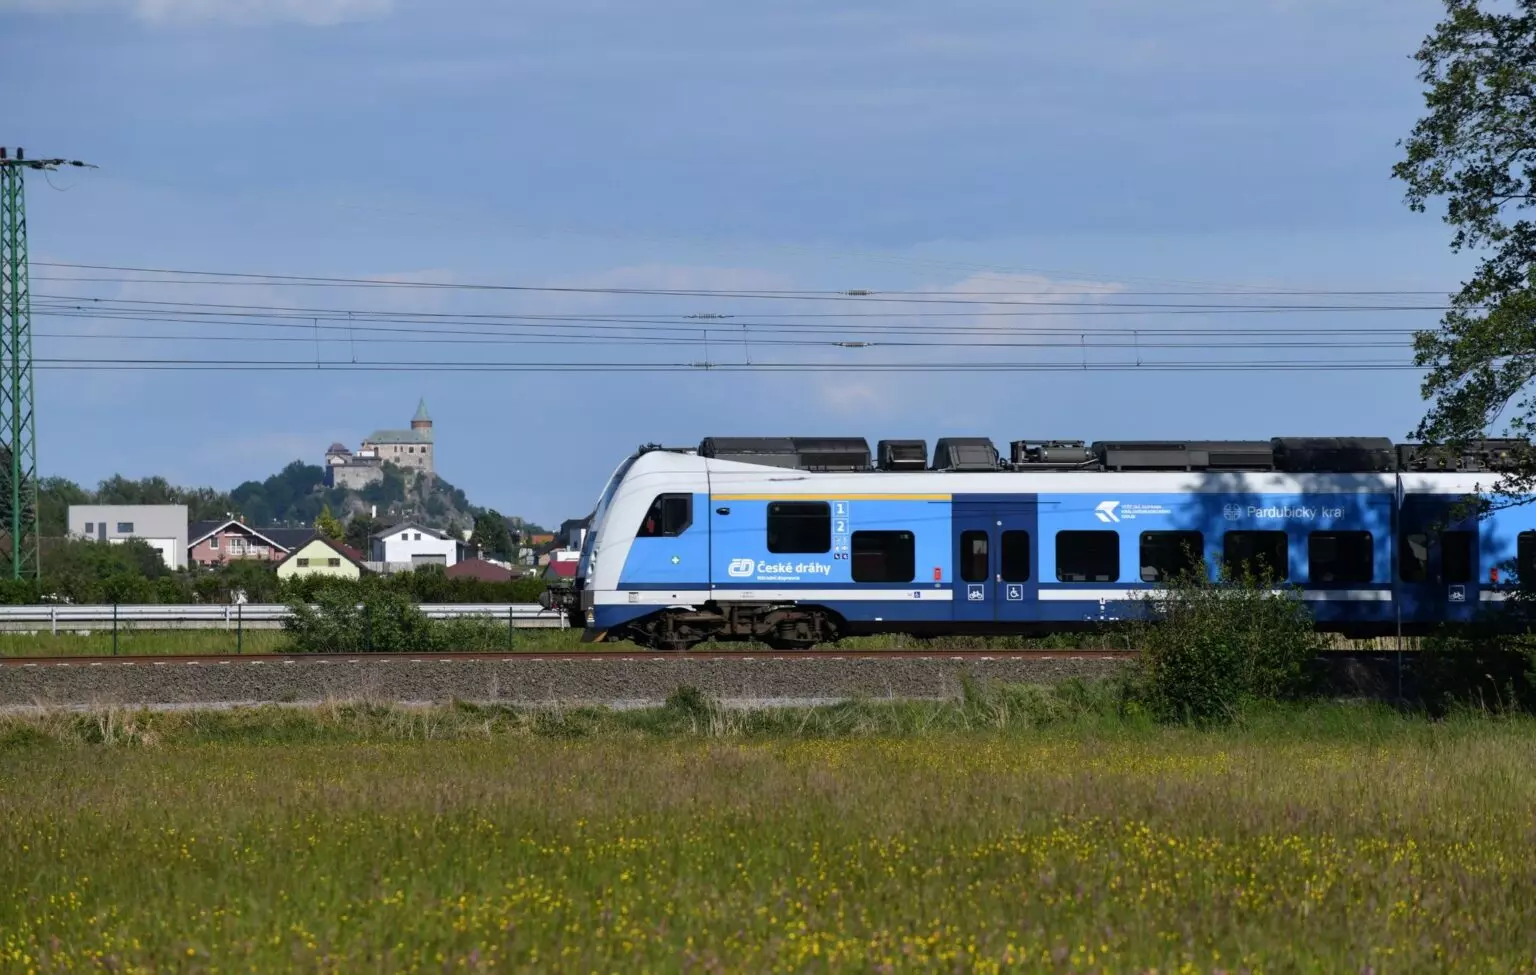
[1398,495,1480,625]
[952,502,1038,622]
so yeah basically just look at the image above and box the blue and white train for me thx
[544,436,1536,649]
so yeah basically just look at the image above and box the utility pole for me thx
[0,148,94,580]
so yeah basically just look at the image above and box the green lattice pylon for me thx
[0,161,39,581]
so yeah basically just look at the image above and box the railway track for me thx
[1,648,1141,667]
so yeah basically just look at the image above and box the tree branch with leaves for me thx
[1395,0,1536,493]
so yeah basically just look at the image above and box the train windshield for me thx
[578,453,638,576]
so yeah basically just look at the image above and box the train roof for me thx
[630,435,1532,477]
[620,447,1512,497]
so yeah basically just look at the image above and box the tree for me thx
[470,510,514,559]
[1394,1,1536,494]
[345,514,381,554]
[315,505,344,541]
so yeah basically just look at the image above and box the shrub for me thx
[283,582,510,653]
[1127,560,1324,725]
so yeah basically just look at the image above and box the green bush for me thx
[283,582,511,653]
[1127,561,1324,725]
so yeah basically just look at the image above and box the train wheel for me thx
[758,608,838,651]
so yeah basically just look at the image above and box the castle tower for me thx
[411,398,432,432]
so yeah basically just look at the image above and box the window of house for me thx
[851,531,914,583]
[959,531,988,583]
[638,494,693,537]
[1000,530,1031,582]
[298,558,310,567]
[767,501,831,553]
[1308,531,1374,584]
[327,558,341,568]
[1139,531,1204,583]
[228,539,245,554]
[209,536,219,550]
[84,522,94,534]
[1443,531,1475,583]
[1055,531,1119,582]
[116,522,134,534]
[1222,531,1289,581]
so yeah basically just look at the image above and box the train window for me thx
[1400,533,1430,583]
[767,501,831,553]
[1442,531,1475,584]
[1308,531,1374,584]
[1056,531,1119,582]
[1139,531,1203,583]
[851,531,915,583]
[959,531,988,583]
[1222,531,1289,581]
[637,494,692,537]
[1001,530,1031,582]
[1519,532,1536,581]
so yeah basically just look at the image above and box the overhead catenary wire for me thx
[27,263,1465,309]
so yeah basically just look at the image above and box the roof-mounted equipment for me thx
[1271,437,1395,473]
[1092,440,1275,471]
[697,436,871,471]
[930,437,1001,472]
[1010,440,1094,468]
[877,439,927,471]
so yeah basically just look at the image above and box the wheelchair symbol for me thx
[1006,584,1023,601]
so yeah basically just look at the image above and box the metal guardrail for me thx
[0,603,567,633]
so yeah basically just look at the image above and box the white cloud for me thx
[1,0,392,25]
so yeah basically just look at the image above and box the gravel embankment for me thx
[0,655,1128,709]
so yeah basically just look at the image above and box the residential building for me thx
[543,548,580,581]
[324,399,434,487]
[559,515,591,551]
[275,536,367,580]
[370,521,474,571]
[446,558,517,582]
[188,520,313,566]
[67,505,189,569]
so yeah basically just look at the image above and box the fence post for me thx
[112,603,119,656]
[365,602,373,654]
[50,604,56,637]
[507,605,515,651]
[236,601,243,655]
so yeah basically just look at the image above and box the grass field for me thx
[3,694,1535,973]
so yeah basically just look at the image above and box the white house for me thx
[369,522,472,571]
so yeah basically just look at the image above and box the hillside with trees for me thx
[36,461,549,539]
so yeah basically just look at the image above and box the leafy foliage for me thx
[283,582,512,653]
[1126,561,1325,725]
[1394,1,1536,486]
[315,505,345,541]
[470,510,515,559]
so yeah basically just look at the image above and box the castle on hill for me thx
[325,399,435,489]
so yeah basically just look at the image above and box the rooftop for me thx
[413,398,431,423]
[364,428,433,445]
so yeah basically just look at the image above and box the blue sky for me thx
[1,0,1468,526]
